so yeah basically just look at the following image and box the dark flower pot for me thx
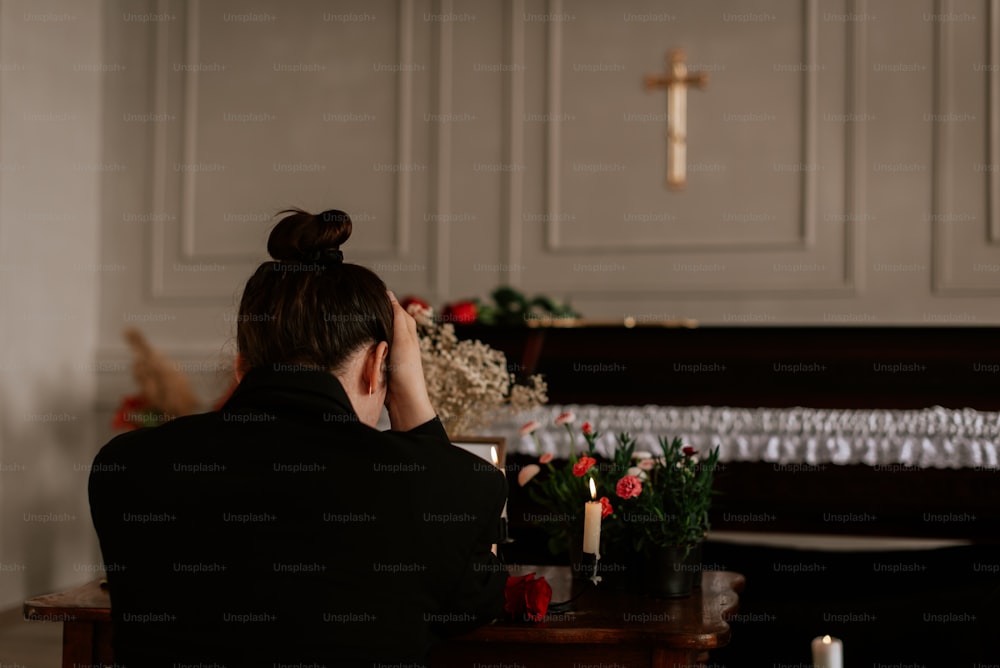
[642,544,696,598]
[689,540,703,589]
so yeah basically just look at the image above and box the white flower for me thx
[627,466,648,482]
[415,311,547,435]
[632,451,653,460]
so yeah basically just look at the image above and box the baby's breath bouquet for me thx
[406,304,548,435]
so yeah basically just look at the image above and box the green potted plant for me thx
[517,419,720,595]
[613,437,720,597]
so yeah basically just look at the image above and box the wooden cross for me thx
[644,49,709,190]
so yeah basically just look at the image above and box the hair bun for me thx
[267,208,353,261]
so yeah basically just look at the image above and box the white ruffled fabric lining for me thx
[482,405,1000,470]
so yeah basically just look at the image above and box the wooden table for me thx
[24,567,744,668]
[22,577,114,668]
[431,566,744,668]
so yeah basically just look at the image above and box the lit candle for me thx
[491,446,509,541]
[811,635,843,668]
[583,477,601,556]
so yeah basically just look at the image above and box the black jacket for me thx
[89,367,508,667]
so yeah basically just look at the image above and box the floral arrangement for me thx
[613,436,720,552]
[402,301,548,436]
[407,285,580,327]
[517,414,613,556]
[470,286,580,326]
[518,413,719,558]
[113,328,234,430]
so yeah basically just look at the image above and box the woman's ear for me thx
[365,341,390,394]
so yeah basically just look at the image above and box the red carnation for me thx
[581,422,594,435]
[615,475,643,499]
[599,496,614,519]
[572,456,596,477]
[441,300,478,324]
[682,446,697,457]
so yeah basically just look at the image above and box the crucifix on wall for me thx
[644,49,708,190]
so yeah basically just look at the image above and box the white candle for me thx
[582,478,601,556]
[811,635,843,668]
[490,447,508,522]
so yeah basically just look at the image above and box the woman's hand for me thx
[385,291,436,431]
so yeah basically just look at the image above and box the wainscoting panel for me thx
[95,0,1000,363]
[521,0,864,296]
[932,0,1000,294]
[141,0,434,300]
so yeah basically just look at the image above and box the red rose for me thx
[441,301,478,324]
[504,573,533,617]
[504,572,551,622]
[599,496,614,519]
[572,456,596,477]
[615,475,643,499]
[523,576,552,622]
[399,295,430,313]
[682,446,697,457]
[581,421,594,435]
[112,395,151,431]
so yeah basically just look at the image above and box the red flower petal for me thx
[572,456,596,477]
[399,295,430,312]
[615,475,643,499]
[441,301,478,324]
[523,576,552,622]
[504,573,534,617]
[599,496,614,519]
[112,395,151,430]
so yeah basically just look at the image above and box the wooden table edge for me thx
[444,570,745,647]
[23,578,111,623]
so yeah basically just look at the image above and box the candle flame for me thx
[490,446,498,466]
[822,635,832,644]
[589,477,597,499]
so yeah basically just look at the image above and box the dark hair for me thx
[236,208,393,375]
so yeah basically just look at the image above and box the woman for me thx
[89,209,508,667]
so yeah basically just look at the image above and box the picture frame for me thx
[451,436,506,468]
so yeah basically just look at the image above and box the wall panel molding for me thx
[539,0,862,297]
[149,0,419,301]
[430,0,453,297]
[932,0,1000,294]
[501,0,527,289]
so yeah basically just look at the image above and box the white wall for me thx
[1,0,999,608]
[96,0,1000,351]
[0,1,103,609]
